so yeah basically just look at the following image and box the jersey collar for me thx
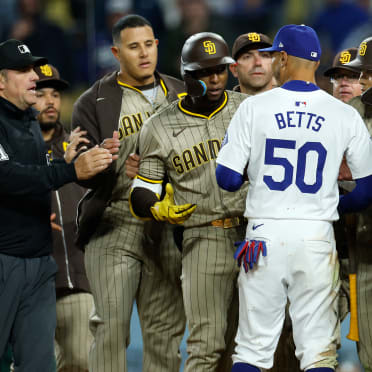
[281,80,319,92]
[178,91,228,119]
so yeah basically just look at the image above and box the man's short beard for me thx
[40,121,57,131]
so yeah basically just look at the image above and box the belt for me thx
[210,217,247,229]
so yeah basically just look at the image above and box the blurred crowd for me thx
[1,0,371,90]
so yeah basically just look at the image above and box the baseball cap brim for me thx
[258,46,279,53]
[36,78,69,91]
[1,55,48,70]
[323,66,360,77]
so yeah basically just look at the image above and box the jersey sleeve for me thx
[345,109,372,180]
[216,99,251,175]
[132,118,166,195]
[0,140,77,196]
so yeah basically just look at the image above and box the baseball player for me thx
[216,24,372,372]
[341,36,372,372]
[71,15,186,372]
[231,31,302,372]
[229,32,274,95]
[130,32,248,372]
[324,48,361,103]
[33,63,94,372]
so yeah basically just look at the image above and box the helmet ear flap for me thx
[184,73,207,97]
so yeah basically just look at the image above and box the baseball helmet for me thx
[345,37,372,71]
[180,32,234,77]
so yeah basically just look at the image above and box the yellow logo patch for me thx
[40,64,52,76]
[360,42,367,56]
[203,41,216,55]
[248,33,261,42]
[62,141,69,152]
[339,51,351,64]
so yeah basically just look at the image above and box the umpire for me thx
[0,39,112,371]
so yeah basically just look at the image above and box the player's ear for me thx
[280,51,288,67]
[155,39,159,46]
[111,46,119,61]
[229,62,238,78]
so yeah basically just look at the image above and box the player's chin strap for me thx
[183,73,207,98]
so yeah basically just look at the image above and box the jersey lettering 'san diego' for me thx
[217,87,372,221]
[137,90,249,227]
[172,138,222,174]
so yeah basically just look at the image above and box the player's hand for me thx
[64,126,90,163]
[234,239,267,273]
[338,157,352,181]
[125,153,140,179]
[50,213,62,232]
[101,131,120,160]
[150,183,196,224]
[74,146,113,180]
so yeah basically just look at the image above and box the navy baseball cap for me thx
[0,39,47,70]
[259,24,321,62]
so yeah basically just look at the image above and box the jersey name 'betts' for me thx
[134,90,248,227]
[217,85,372,222]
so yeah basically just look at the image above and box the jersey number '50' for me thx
[264,138,327,194]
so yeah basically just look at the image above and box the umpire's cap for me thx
[35,64,69,91]
[232,32,272,60]
[345,37,372,71]
[324,48,359,77]
[0,39,47,70]
[180,32,234,77]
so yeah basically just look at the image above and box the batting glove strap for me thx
[234,239,267,273]
[150,183,196,224]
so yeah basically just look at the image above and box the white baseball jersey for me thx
[217,81,372,221]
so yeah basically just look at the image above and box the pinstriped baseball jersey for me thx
[348,95,372,371]
[135,90,248,227]
[111,80,176,202]
[82,77,187,372]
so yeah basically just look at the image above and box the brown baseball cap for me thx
[0,39,47,70]
[323,48,359,77]
[34,64,69,91]
[345,36,372,71]
[232,32,272,60]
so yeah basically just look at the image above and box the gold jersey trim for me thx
[178,91,228,119]
[136,174,163,184]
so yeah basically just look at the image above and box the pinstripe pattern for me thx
[137,90,248,371]
[182,225,243,372]
[55,293,94,372]
[83,83,185,372]
[348,96,372,372]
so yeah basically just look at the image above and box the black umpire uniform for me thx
[0,39,77,371]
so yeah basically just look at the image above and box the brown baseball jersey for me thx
[73,74,186,372]
[135,90,248,226]
[132,90,248,371]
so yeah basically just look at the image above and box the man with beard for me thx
[34,63,93,372]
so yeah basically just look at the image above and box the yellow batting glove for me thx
[150,183,196,224]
